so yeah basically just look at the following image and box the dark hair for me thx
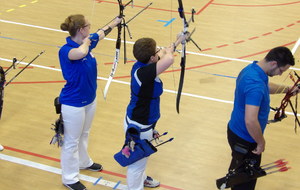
[60,14,86,37]
[133,38,156,63]
[265,46,295,67]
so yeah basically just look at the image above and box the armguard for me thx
[98,26,112,36]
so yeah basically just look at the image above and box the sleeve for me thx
[59,46,73,61]
[89,33,100,50]
[245,83,264,106]
[136,63,157,84]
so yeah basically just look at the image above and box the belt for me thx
[126,117,156,132]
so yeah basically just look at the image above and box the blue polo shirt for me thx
[126,61,163,125]
[59,36,98,107]
[229,61,270,143]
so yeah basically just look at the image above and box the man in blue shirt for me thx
[227,47,295,190]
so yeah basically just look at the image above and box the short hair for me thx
[60,14,86,37]
[265,46,295,67]
[133,38,156,63]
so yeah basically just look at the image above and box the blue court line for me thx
[212,73,237,79]
[113,180,121,189]
[93,176,102,185]
[0,35,61,48]
[157,18,176,27]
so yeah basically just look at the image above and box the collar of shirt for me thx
[252,60,268,83]
[66,36,80,48]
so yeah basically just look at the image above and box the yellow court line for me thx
[19,5,27,8]
[31,0,38,3]
[6,9,15,12]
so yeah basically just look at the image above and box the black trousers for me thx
[227,127,262,190]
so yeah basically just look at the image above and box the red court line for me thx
[275,28,284,32]
[7,81,66,84]
[164,41,297,73]
[211,1,300,7]
[287,23,295,27]
[97,0,192,14]
[4,146,60,162]
[202,48,213,51]
[216,44,229,48]
[248,36,259,40]
[197,0,214,15]
[9,40,297,82]
[3,145,183,190]
[234,40,245,44]
[262,32,272,36]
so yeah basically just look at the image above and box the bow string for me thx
[269,71,300,132]
[103,0,152,99]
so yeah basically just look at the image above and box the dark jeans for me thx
[227,127,262,190]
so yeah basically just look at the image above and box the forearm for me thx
[156,53,174,75]
[269,82,289,94]
[245,120,265,145]
[69,41,90,60]
[97,18,121,40]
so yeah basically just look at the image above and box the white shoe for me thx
[144,176,160,188]
[0,144,4,151]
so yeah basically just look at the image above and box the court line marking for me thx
[0,57,299,117]
[211,1,300,7]
[0,18,298,68]
[0,153,127,190]
[1,146,183,190]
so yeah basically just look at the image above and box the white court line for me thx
[1,19,300,114]
[0,153,127,190]
[0,57,231,104]
[1,57,300,117]
[1,19,299,67]
[0,19,253,63]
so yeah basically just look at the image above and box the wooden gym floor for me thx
[0,0,300,189]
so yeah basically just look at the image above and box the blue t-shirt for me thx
[59,36,98,107]
[126,61,163,125]
[229,61,270,143]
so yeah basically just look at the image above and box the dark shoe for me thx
[85,163,103,171]
[144,176,160,188]
[64,181,87,190]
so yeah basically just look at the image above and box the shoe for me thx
[0,144,3,151]
[144,176,160,188]
[84,163,103,171]
[64,181,87,190]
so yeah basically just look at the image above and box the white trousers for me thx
[61,100,97,184]
[124,117,153,190]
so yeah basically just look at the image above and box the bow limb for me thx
[0,66,5,119]
[176,0,188,113]
[103,1,152,100]
[103,0,128,100]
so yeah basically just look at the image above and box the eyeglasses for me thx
[83,23,91,29]
[154,47,161,55]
